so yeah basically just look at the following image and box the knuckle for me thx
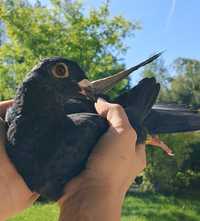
[110,104,124,112]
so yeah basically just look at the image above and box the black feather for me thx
[144,109,200,134]
[115,88,200,134]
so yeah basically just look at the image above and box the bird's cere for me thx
[78,79,95,99]
[78,79,92,90]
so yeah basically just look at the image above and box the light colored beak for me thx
[78,51,163,96]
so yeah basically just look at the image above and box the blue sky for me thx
[37,0,200,80]
[84,0,200,67]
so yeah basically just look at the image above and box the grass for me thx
[8,192,200,221]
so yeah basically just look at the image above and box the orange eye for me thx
[52,63,69,78]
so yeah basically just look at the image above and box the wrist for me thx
[59,178,125,221]
[60,187,123,221]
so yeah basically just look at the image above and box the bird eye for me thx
[52,63,69,78]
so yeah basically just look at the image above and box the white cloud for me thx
[165,0,177,31]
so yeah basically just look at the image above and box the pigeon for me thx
[4,52,200,201]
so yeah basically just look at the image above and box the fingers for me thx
[0,100,13,119]
[95,98,136,136]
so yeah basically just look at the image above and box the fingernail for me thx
[97,97,107,102]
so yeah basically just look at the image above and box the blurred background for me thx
[1,1,200,221]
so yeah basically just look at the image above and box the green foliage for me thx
[140,132,200,194]
[141,57,200,194]
[142,58,173,103]
[143,57,200,108]
[170,58,200,108]
[173,170,200,192]
[0,0,140,100]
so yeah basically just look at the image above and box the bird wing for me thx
[114,84,200,134]
[144,107,200,134]
[153,103,198,113]
[114,77,160,120]
[37,113,108,201]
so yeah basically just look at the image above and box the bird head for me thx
[14,52,163,115]
[17,57,90,114]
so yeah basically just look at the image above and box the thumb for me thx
[94,98,113,118]
[95,98,135,134]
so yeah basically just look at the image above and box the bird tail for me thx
[144,108,200,134]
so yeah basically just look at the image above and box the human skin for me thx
[58,98,146,221]
[0,112,40,220]
[0,99,146,221]
[0,100,13,119]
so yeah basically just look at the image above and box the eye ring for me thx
[52,63,69,78]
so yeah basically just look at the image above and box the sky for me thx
[35,0,200,81]
[84,0,200,67]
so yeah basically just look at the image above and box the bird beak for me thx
[78,51,163,96]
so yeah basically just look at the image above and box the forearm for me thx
[59,186,124,221]
[0,216,6,221]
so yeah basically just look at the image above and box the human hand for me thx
[0,100,40,220]
[84,98,146,193]
[58,98,146,221]
[0,100,13,119]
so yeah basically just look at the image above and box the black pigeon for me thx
[5,54,160,201]
[4,53,200,201]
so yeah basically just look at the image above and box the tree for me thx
[0,0,140,100]
[141,132,200,194]
[140,57,200,194]
[142,58,173,103]
[142,57,200,108]
[0,21,4,45]
[170,58,200,108]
